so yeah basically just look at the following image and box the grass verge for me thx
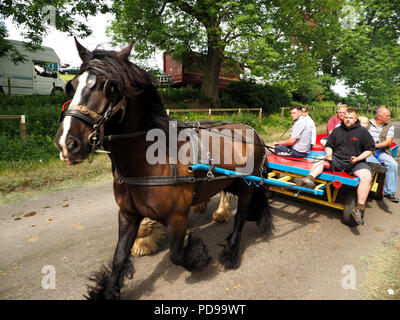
[0,154,112,205]
[360,240,400,299]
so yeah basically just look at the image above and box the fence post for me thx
[208,108,211,120]
[8,78,11,95]
[280,108,284,123]
[166,109,170,115]
[258,108,262,123]
[311,106,314,118]
[238,108,241,115]
[20,115,26,140]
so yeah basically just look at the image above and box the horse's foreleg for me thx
[86,210,142,300]
[167,214,211,270]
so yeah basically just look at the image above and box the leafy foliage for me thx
[220,80,292,113]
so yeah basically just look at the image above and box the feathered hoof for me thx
[131,218,165,257]
[212,207,233,223]
[212,192,233,223]
[218,246,240,270]
[182,233,211,270]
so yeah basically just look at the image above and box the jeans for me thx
[274,145,307,158]
[366,152,398,195]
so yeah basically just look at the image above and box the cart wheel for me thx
[343,191,358,226]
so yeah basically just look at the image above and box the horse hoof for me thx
[182,234,211,270]
[218,247,240,270]
[131,221,164,256]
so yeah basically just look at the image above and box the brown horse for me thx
[55,38,273,300]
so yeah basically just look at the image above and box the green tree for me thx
[336,0,400,104]
[0,0,109,60]
[108,0,282,106]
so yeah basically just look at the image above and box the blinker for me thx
[86,74,97,89]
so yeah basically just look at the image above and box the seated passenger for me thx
[294,108,375,225]
[301,107,316,147]
[273,105,312,158]
[320,104,348,146]
[358,116,369,128]
[365,107,399,203]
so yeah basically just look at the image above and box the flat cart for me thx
[190,134,398,226]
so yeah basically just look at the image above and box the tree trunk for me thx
[201,44,224,107]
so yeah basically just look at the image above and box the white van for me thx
[0,40,66,95]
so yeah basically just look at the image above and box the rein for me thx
[59,98,326,165]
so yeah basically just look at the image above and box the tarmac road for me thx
[1,123,399,300]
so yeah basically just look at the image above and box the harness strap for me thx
[114,164,196,186]
[113,164,240,186]
[65,109,97,127]
[65,97,126,127]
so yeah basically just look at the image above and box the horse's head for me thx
[55,38,136,164]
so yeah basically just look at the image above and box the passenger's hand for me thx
[273,141,279,146]
[325,154,332,161]
[350,156,358,164]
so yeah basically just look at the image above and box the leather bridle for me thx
[60,77,127,161]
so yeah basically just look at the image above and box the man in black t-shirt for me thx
[294,109,375,225]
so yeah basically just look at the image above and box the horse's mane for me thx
[80,49,171,131]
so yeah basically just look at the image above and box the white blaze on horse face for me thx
[59,71,89,158]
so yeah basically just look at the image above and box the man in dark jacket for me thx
[294,109,375,225]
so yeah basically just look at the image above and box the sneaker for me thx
[293,176,316,189]
[384,194,400,203]
[351,207,364,225]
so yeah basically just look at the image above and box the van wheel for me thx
[51,87,63,95]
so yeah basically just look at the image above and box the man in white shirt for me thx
[301,107,316,147]
[273,105,312,157]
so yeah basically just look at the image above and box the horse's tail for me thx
[247,186,274,237]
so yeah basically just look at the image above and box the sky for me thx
[5,12,163,69]
[5,11,349,97]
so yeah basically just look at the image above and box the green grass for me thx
[58,73,75,81]
[0,154,112,204]
[360,240,400,299]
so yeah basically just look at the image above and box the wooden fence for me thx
[166,107,263,123]
[0,115,26,140]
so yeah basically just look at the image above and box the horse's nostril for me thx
[66,137,80,153]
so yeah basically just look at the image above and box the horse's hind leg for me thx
[218,189,251,270]
[167,213,211,270]
[219,186,273,270]
[86,210,142,300]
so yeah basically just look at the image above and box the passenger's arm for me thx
[276,136,297,147]
[350,150,373,164]
[324,147,333,161]
[375,136,393,149]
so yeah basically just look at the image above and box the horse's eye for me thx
[104,80,118,99]
[65,80,75,99]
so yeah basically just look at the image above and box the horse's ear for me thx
[116,40,135,60]
[74,37,92,61]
